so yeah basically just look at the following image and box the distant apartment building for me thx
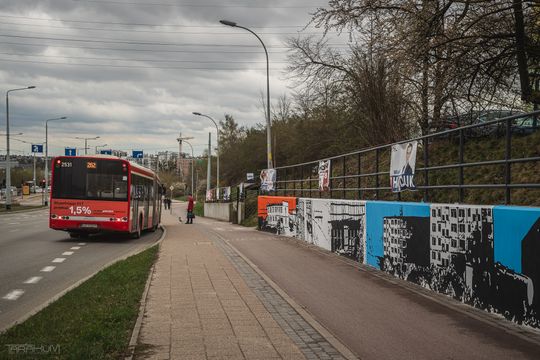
[430,205,493,268]
[383,216,430,268]
[329,202,365,261]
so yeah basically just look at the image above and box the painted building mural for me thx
[257,197,540,328]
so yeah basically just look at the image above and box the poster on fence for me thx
[318,159,331,191]
[260,168,276,192]
[206,189,214,201]
[390,141,418,192]
[223,186,231,201]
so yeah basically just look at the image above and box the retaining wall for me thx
[204,202,233,222]
[257,195,540,328]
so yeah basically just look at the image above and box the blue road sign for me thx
[132,150,143,159]
[31,144,43,153]
[100,149,112,155]
[65,147,77,156]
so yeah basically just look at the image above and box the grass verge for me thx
[194,201,204,217]
[0,245,159,359]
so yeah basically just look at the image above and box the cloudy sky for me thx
[0,0,350,157]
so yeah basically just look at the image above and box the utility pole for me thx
[207,132,211,193]
[177,132,183,180]
[177,134,194,193]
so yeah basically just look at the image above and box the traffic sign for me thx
[65,147,77,156]
[132,150,143,159]
[169,185,174,191]
[31,144,43,153]
[100,149,112,155]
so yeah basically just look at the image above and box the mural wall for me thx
[257,197,540,328]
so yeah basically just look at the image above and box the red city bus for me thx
[49,155,163,238]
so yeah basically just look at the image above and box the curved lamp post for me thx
[44,116,68,206]
[192,112,220,188]
[219,19,273,169]
[5,86,35,210]
[95,143,108,154]
[75,136,100,155]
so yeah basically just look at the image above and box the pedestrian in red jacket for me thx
[186,194,195,224]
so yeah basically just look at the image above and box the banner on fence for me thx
[260,168,276,192]
[318,159,331,191]
[223,186,231,201]
[206,189,214,201]
[390,141,418,192]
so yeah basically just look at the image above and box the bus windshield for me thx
[52,158,128,201]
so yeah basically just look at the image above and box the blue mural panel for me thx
[365,201,430,268]
[494,206,540,273]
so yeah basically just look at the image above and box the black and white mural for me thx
[258,196,540,328]
[296,199,366,262]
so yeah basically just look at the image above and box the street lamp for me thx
[183,139,195,196]
[192,112,220,188]
[219,20,273,169]
[45,116,68,206]
[95,143,108,154]
[5,85,35,210]
[75,136,100,155]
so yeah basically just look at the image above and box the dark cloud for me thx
[1,0,334,156]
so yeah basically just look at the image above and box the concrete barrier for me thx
[204,202,233,222]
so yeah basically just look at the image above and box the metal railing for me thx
[273,110,540,206]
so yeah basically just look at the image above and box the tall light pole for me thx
[183,139,195,196]
[192,112,220,188]
[5,86,35,210]
[75,136,100,155]
[95,143,108,154]
[219,20,272,169]
[45,116,68,206]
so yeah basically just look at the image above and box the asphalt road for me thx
[0,208,161,332]
[200,218,540,360]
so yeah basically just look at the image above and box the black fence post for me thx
[357,152,362,200]
[300,165,304,198]
[505,118,512,204]
[423,139,429,203]
[342,155,346,199]
[459,129,464,203]
[375,148,380,200]
[284,167,287,197]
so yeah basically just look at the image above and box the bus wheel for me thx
[69,232,79,239]
[133,217,142,239]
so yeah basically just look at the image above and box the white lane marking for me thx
[70,246,81,250]
[24,276,43,284]
[52,258,65,263]
[77,243,86,246]
[41,266,56,272]
[62,251,74,256]
[8,222,20,225]
[3,289,24,301]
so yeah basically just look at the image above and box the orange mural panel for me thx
[258,196,297,220]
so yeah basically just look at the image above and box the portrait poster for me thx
[206,189,214,201]
[260,168,276,192]
[318,160,331,191]
[390,141,418,192]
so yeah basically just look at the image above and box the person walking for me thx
[186,194,195,224]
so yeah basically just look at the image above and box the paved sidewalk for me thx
[135,203,345,360]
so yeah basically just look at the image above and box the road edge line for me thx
[0,226,167,335]
[221,234,359,360]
